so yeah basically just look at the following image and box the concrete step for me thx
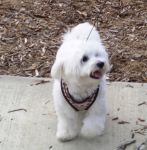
[0,76,147,150]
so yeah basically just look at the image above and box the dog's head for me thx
[51,42,109,81]
[51,23,110,83]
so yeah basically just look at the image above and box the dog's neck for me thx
[63,78,101,102]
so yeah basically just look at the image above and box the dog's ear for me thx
[51,59,64,79]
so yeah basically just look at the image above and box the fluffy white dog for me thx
[51,22,110,142]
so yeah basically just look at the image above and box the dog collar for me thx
[61,79,99,111]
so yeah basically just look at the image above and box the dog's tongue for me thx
[93,70,101,78]
[90,70,102,79]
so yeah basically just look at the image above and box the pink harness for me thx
[61,80,99,111]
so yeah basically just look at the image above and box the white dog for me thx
[51,22,110,142]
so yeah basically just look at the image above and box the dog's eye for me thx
[82,55,89,62]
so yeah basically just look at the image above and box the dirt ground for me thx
[0,0,147,82]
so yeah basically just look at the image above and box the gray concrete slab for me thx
[0,75,147,150]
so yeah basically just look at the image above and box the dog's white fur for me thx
[51,22,110,141]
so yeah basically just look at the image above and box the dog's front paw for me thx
[56,128,78,142]
[80,123,104,138]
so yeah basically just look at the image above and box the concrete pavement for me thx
[0,76,147,150]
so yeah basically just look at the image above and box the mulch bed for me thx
[0,0,146,82]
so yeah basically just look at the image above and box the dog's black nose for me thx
[97,62,104,68]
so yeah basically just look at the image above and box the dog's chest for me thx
[61,80,99,111]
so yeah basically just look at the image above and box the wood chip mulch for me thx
[0,0,147,82]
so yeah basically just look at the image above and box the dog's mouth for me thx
[90,70,102,79]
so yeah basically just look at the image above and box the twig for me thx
[126,84,134,88]
[45,100,50,104]
[117,140,136,150]
[49,145,53,149]
[112,117,119,121]
[118,121,130,124]
[8,108,27,113]
[138,118,145,122]
[136,123,147,130]
[131,132,135,139]
[138,101,147,106]
[135,131,145,135]
[117,108,120,111]
[33,13,48,18]
[30,80,50,86]
[133,125,147,135]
